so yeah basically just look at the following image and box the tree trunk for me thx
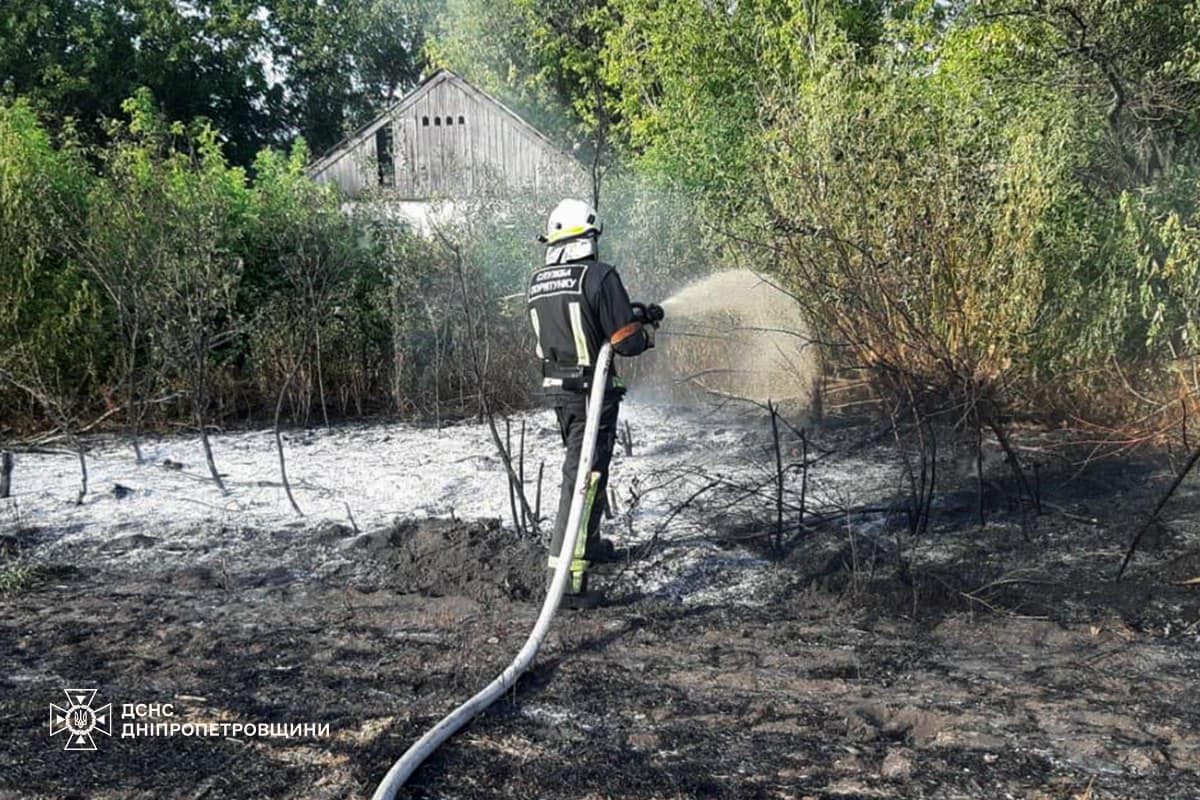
[195,393,227,495]
[391,274,406,413]
[301,366,312,428]
[768,400,784,556]
[198,421,226,494]
[274,362,304,517]
[1,451,13,498]
[315,326,330,428]
[75,441,88,505]
[127,326,145,464]
[425,302,442,429]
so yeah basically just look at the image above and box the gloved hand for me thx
[631,302,664,328]
[630,301,663,350]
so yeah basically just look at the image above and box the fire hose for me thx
[370,340,616,800]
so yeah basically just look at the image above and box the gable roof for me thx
[308,69,574,179]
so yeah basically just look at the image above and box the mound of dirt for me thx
[340,517,546,602]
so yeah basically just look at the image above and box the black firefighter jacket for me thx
[526,254,649,398]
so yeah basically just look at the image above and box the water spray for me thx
[370,341,616,800]
[645,269,817,407]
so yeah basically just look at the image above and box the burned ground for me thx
[2,412,1199,799]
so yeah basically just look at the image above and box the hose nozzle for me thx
[631,302,665,328]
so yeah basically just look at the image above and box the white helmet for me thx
[541,198,602,244]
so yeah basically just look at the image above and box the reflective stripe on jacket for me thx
[527,254,648,394]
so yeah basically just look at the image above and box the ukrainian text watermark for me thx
[50,688,329,751]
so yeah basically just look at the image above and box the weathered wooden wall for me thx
[310,72,582,200]
[309,116,390,197]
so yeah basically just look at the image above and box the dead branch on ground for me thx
[1117,440,1200,580]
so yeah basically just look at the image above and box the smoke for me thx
[631,269,819,413]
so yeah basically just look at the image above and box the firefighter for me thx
[527,198,662,609]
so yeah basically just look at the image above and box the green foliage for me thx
[1119,168,1200,356]
[428,0,591,146]
[245,140,365,411]
[979,0,1200,185]
[758,43,1054,409]
[592,0,1200,420]
[0,0,431,165]
[0,98,100,427]
[0,559,42,596]
[1,93,393,430]
[1,0,277,165]
[7,0,1200,431]
[270,0,433,154]
[602,0,762,202]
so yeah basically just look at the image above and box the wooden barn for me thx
[308,70,585,202]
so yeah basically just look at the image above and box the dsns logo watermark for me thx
[49,689,112,751]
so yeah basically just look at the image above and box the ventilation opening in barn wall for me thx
[375,126,395,186]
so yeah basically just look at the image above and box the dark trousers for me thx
[548,393,620,586]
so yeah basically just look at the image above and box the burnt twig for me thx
[1117,441,1200,580]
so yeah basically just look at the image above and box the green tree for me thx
[107,90,251,491]
[268,0,432,155]
[1,0,433,165]
[978,0,1200,184]
[1,0,280,165]
[429,0,618,202]
[601,0,894,207]
[74,116,179,463]
[0,99,100,499]
[250,140,359,512]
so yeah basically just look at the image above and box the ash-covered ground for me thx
[2,402,1199,799]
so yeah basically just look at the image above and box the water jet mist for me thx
[635,269,819,412]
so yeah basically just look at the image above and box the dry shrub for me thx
[753,56,1081,434]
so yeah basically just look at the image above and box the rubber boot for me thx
[561,590,605,610]
[548,567,604,610]
[585,538,628,565]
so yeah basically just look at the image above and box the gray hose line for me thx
[370,341,614,800]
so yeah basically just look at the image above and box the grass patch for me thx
[0,560,42,596]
